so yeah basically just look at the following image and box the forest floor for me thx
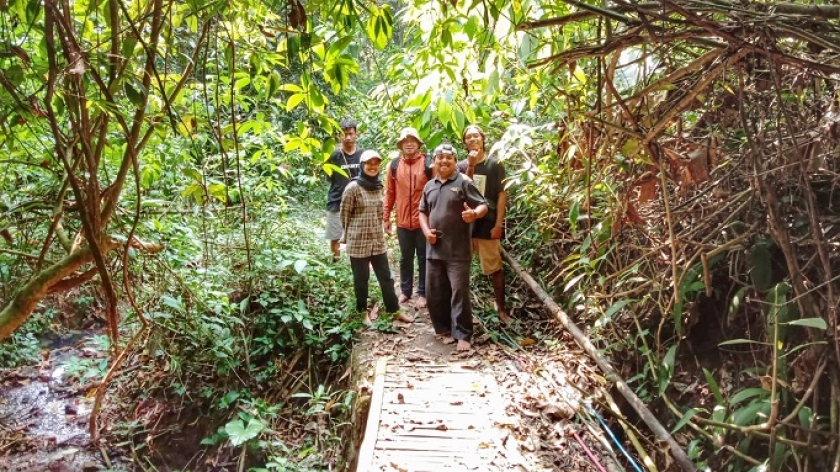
[350,290,622,472]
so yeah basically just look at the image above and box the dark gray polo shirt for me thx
[419,171,486,261]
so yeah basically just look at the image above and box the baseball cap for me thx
[360,150,382,163]
[433,142,457,157]
[397,127,424,149]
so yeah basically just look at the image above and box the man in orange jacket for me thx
[383,127,431,308]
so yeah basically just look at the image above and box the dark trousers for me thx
[350,253,400,314]
[426,258,472,341]
[397,227,427,297]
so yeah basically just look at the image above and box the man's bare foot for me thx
[415,296,427,309]
[435,332,455,344]
[398,294,410,304]
[363,314,372,325]
[499,311,513,324]
[442,337,457,345]
[394,312,414,323]
[456,339,472,351]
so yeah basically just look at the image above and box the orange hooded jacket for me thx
[383,154,430,230]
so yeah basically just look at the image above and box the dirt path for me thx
[349,296,620,471]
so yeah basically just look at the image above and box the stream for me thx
[0,330,128,471]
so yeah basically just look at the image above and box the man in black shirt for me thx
[325,119,362,262]
[457,124,511,323]
[419,142,488,352]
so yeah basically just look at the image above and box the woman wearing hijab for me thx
[340,150,413,324]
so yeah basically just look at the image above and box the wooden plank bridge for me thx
[357,357,505,472]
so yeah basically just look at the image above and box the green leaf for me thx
[718,338,770,347]
[798,406,814,428]
[569,201,580,232]
[286,93,306,111]
[267,71,281,98]
[703,368,724,405]
[603,299,629,320]
[161,295,185,313]
[749,238,773,291]
[121,37,138,61]
[564,273,585,293]
[25,0,41,22]
[730,387,769,405]
[293,259,307,274]
[671,407,700,433]
[727,286,749,327]
[225,419,264,447]
[484,69,500,96]
[659,345,677,395]
[365,5,392,50]
[786,317,827,330]
[732,400,770,426]
[124,81,145,107]
[327,36,353,60]
[278,83,304,93]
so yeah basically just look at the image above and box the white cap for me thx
[360,150,382,163]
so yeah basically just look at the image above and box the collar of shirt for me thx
[434,172,460,184]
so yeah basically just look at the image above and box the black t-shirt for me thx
[419,172,487,261]
[456,157,506,239]
[326,148,362,211]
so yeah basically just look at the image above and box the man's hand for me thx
[462,203,478,223]
[467,149,481,165]
[383,221,392,236]
[490,225,503,239]
[424,229,438,244]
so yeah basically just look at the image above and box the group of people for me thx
[325,119,510,353]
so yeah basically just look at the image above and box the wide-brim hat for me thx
[360,150,382,163]
[397,127,424,149]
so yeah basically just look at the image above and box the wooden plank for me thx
[376,441,481,452]
[374,450,478,459]
[356,357,389,472]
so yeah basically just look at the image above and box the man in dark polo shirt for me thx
[419,142,488,352]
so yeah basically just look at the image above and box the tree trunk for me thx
[0,245,103,341]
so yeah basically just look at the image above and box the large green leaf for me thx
[225,419,264,447]
[365,5,393,50]
[749,238,773,291]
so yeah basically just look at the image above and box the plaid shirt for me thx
[340,181,387,258]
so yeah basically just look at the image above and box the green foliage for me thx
[0,308,55,367]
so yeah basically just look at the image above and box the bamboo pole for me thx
[502,248,699,472]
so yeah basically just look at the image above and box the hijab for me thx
[353,170,383,190]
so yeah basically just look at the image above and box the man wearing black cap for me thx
[419,142,488,352]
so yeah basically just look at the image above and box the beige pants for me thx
[473,238,502,275]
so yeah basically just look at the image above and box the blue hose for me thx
[586,403,645,472]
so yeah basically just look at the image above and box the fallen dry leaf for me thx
[519,338,536,347]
